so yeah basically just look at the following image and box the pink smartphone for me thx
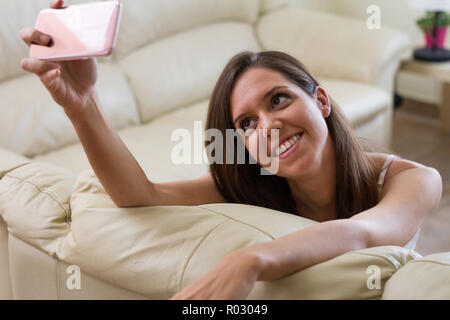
[30,1,122,61]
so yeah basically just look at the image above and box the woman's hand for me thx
[169,250,261,300]
[19,0,98,116]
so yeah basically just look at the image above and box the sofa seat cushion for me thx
[0,63,140,157]
[34,100,211,182]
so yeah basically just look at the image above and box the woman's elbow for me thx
[425,166,443,212]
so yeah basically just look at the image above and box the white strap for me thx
[377,155,398,193]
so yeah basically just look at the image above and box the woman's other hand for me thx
[169,250,261,300]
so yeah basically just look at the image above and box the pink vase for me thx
[425,26,448,48]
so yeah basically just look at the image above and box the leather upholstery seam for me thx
[197,206,276,240]
[4,174,71,226]
[406,259,450,267]
[178,219,229,292]
[350,251,403,270]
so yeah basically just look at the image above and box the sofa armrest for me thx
[0,162,422,299]
[256,8,411,91]
[0,162,75,256]
[382,252,450,299]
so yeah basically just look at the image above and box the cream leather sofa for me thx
[1,0,449,300]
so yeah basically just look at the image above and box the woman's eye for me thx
[240,118,255,131]
[272,94,288,106]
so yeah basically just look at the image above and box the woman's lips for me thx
[276,132,303,160]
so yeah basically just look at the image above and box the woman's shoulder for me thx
[365,152,426,181]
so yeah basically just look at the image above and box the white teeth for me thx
[276,133,302,156]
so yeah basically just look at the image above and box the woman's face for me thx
[230,67,332,179]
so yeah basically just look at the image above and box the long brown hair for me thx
[205,51,380,219]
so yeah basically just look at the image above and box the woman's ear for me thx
[315,86,331,119]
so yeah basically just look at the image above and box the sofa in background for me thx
[1,0,449,300]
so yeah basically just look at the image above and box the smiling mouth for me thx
[275,132,303,157]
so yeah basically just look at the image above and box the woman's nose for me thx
[259,113,283,134]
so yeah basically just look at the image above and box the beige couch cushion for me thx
[0,63,140,157]
[257,7,410,86]
[35,100,210,180]
[115,0,261,60]
[34,77,390,177]
[118,22,260,122]
[319,78,390,127]
[0,161,421,299]
[0,162,75,256]
[382,252,450,299]
[60,168,422,299]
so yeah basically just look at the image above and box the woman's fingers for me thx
[21,57,60,76]
[20,28,52,47]
[20,1,65,47]
[50,0,65,9]
[40,68,61,92]
[21,58,61,91]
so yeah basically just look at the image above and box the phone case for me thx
[30,1,122,61]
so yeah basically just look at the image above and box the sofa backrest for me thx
[115,0,262,122]
[114,0,261,60]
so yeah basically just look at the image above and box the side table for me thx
[399,59,450,133]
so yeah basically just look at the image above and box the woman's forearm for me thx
[65,89,153,207]
[243,219,369,282]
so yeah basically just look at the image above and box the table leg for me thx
[441,82,450,133]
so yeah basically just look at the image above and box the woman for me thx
[21,0,442,300]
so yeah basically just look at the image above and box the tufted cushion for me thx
[261,0,289,14]
[114,0,260,60]
[64,169,421,299]
[0,162,75,256]
[318,78,390,127]
[0,161,419,299]
[0,63,140,157]
[257,7,410,85]
[0,161,424,299]
[117,22,260,123]
[382,252,450,299]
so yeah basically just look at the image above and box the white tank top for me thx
[377,155,420,250]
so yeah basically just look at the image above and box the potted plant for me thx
[416,11,450,48]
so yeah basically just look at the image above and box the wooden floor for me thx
[390,99,450,256]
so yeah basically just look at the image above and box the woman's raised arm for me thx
[20,0,225,208]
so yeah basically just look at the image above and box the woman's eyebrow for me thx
[233,85,288,126]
